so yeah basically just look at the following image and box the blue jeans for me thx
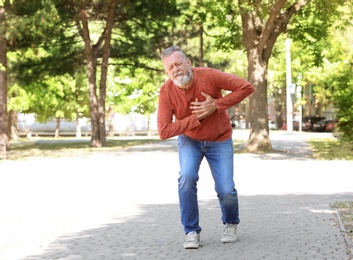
[177,135,240,234]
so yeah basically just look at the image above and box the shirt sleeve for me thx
[211,69,254,112]
[157,88,201,140]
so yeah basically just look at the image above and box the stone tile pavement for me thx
[0,131,352,259]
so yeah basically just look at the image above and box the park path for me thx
[0,130,352,259]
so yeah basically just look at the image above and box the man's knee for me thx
[218,187,237,200]
[178,172,199,188]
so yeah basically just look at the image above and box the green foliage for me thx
[0,0,14,7]
[8,40,89,122]
[20,73,86,123]
[333,67,353,141]
[3,0,353,143]
[7,83,31,111]
[108,0,179,62]
[205,1,242,52]
[288,0,347,66]
[178,0,242,53]
[126,69,160,116]
[6,0,62,48]
[107,61,165,116]
[303,16,353,141]
[50,0,180,122]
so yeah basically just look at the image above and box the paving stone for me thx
[0,131,352,259]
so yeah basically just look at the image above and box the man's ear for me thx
[187,58,192,66]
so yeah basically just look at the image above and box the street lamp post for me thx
[286,38,293,133]
[297,73,303,132]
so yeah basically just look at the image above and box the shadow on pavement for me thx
[23,193,353,260]
[123,139,178,153]
[123,138,314,162]
[236,139,314,161]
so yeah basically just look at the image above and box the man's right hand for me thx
[190,92,218,120]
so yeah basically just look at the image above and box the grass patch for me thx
[311,139,353,248]
[308,138,353,160]
[233,139,245,150]
[2,137,246,161]
[4,137,161,160]
[332,202,353,247]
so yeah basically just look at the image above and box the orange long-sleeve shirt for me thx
[157,67,254,141]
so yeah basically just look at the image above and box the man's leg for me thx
[205,137,240,226]
[177,135,203,234]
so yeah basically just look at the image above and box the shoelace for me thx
[186,232,198,241]
[224,224,235,235]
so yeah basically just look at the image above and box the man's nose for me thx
[173,67,181,76]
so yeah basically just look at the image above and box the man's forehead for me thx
[164,52,186,65]
[167,51,185,60]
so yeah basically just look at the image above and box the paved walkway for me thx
[0,131,352,260]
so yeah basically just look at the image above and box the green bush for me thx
[333,65,353,142]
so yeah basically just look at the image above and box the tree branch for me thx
[99,0,117,100]
[71,3,84,40]
[263,0,308,61]
[259,0,286,50]
[109,62,163,73]
[238,0,257,53]
[93,27,107,50]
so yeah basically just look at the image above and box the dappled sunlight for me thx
[0,148,180,260]
[242,128,272,152]
[18,194,353,260]
[1,134,352,259]
[309,209,336,214]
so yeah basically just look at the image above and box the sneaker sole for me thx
[183,244,200,249]
[221,238,237,243]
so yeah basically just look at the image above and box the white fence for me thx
[17,113,158,137]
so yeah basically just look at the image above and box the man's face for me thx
[162,51,192,88]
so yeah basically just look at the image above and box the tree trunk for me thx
[77,1,117,147]
[9,110,19,139]
[98,0,117,145]
[243,48,272,152]
[199,23,204,67]
[75,81,82,138]
[0,6,8,149]
[55,117,60,138]
[79,7,101,147]
[75,109,81,138]
[238,0,306,152]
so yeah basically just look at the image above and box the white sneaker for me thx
[183,231,200,249]
[221,224,238,243]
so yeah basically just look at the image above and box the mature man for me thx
[157,46,254,249]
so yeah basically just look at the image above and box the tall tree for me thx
[309,11,353,141]
[239,0,306,151]
[0,1,9,148]
[71,0,117,147]
[215,0,345,152]
[49,0,178,146]
[6,0,85,139]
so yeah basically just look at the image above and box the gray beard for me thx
[173,68,192,87]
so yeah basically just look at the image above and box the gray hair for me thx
[160,46,187,60]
